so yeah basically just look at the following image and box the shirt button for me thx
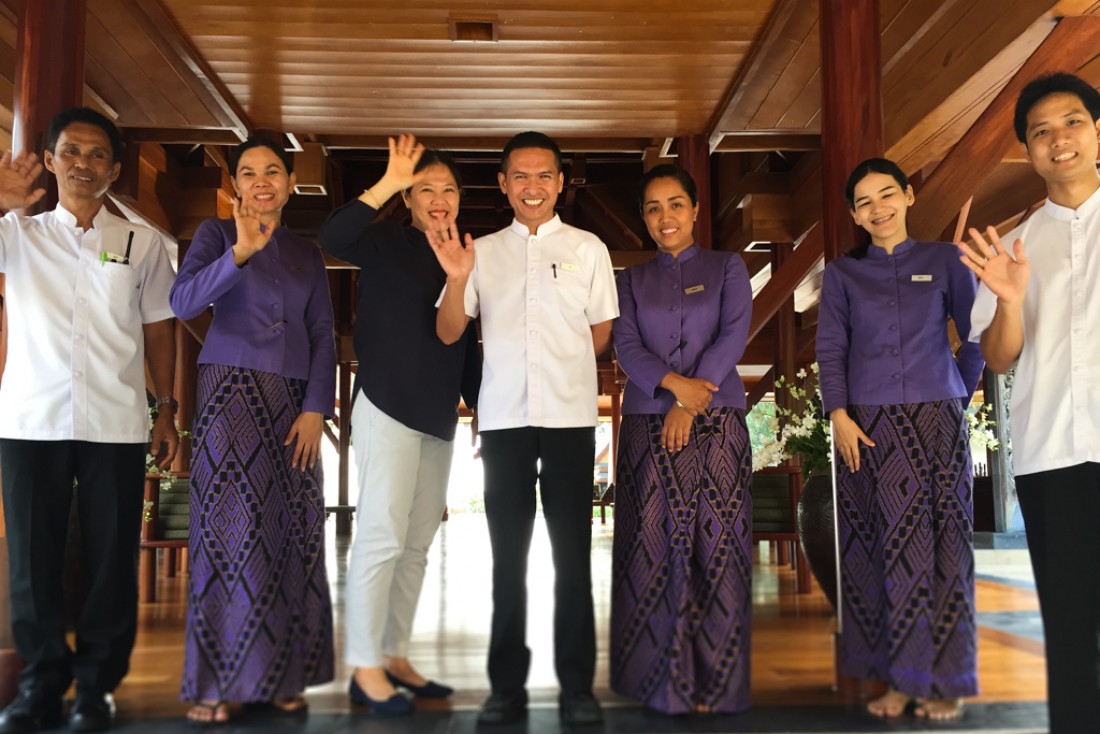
[73,370,83,378]
[892,373,901,380]
[77,298,87,305]
[891,348,899,356]
[274,279,280,285]
[529,330,537,336]
[672,306,679,312]
[888,300,896,306]
[889,324,898,332]
[530,298,537,304]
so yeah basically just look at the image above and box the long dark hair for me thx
[843,157,909,259]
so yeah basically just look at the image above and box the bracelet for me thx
[675,400,686,410]
[361,188,382,208]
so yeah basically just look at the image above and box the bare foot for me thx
[915,698,963,721]
[272,696,307,712]
[186,700,230,725]
[354,666,398,700]
[866,688,912,718]
[383,656,428,688]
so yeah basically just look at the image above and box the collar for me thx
[865,236,916,259]
[656,242,700,265]
[54,202,111,230]
[1042,183,1100,222]
[509,214,563,238]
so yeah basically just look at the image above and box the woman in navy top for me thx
[318,135,480,715]
[610,165,753,714]
[816,158,984,721]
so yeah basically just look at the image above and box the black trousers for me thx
[1015,463,1100,733]
[0,439,145,696]
[480,427,597,695]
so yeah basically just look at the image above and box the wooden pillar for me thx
[12,0,87,213]
[819,0,882,263]
[820,0,882,702]
[2,0,88,704]
[676,134,712,249]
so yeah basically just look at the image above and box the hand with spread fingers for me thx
[231,196,277,266]
[957,225,1030,306]
[661,403,694,453]
[425,216,475,281]
[830,408,875,472]
[0,151,46,211]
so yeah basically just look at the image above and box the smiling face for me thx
[849,171,914,249]
[402,163,460,232]
[1023,91,1100,190]
[43,122,121,205]
[232,145,296,217]
[642,176,698,257]
[498,146,563,232]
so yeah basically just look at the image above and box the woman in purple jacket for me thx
[610,165,753,714]
[816,158,983,721]
[170,139,336,725]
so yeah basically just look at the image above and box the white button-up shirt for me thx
[462,215,619,431]
[970,186,1100,476]
[0,205,175,443]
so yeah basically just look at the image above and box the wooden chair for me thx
[593,483,614,524]
[138,472,190,603]
[751,466,812,594]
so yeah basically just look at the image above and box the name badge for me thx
[560,262,579,272]
[911,274,932,282]
[685,285,705,294]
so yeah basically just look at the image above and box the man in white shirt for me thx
[433,131,618,725]
[0,108,177,734]
[961,73,1100,733]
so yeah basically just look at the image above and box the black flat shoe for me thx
[559,691,603,725]
[384,671,454,699]
[0,689,63,734]
[477,690,527,725]
[68,691,115,733]
[348,678,412,715]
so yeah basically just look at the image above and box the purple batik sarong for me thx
[837,399,978,699]
[611,407,753,714]
[181,365,334,703]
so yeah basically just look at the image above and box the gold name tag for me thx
[911,274,932,282]
[685,285,705,294]
[560,262,579,272]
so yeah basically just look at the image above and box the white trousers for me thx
[345,394,454,667]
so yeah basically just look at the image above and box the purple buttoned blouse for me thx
[816,238,983,415]
[169,218,336,416]
[614,244,752,415]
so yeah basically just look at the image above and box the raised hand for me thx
[957,225,1029,306]
[231,196,276,266]
[383,134,425,191]
[0,151,46,210]
[425,216,475,280]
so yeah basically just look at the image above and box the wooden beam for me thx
[706,0,802,148]
[319,134,654,154]
[909,15,1100,241]
[125,127,245,146]
[12,0,86,213]
[121,0,250,140]
[578,187,644,250]
[677,134,712,248]
[820,0,883,263]
[748,224,823,343]
[713,131,821,152]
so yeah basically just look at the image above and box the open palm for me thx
[958,226,1029,305]
[0,151,46,210]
